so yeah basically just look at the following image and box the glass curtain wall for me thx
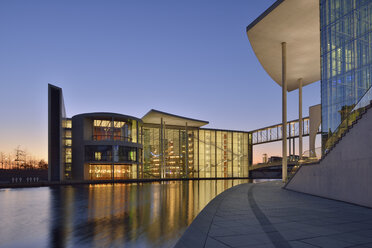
[93,119,138,142]
[143,125,251,179]
[86,118,141,180]
[199,130,216,178]
[143,127,161,178]
[321,0,372,149]
[88,164,137,180]
[200,129,249,178]
[164,128,184,177]
[142,126,195,178]
[62,119,72,179]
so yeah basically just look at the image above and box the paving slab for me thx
[174,181,372,248]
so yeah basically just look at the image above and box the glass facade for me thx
[143,125,251,179]
[321,0,372,149]
[143,126,191,178]
[60,112,251,181]
[92,119,139,143]
[84,144,140,180]
[88,164,137,180]
[62,118,72,179]
[64,115,143,181]
[85,145,112,162]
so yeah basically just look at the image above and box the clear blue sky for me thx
[0,0,320,160]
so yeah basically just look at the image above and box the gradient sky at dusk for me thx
[0,0,321,161]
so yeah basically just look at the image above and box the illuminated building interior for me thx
[320,0,372,150]
[50,85,310,181]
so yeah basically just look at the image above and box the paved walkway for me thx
[174,181,372,248]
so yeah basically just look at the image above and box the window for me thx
[92,119,137,142]
[94,152,102,161]
[93,120,113,141]
[85,146,112,162]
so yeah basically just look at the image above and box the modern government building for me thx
[245,0,372,207]
[49,84,252,181]
[49,0,372,203]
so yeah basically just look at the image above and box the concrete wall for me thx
[0,169,48,183]
[72,115,85,180]
[286,106,372,208]
[48,84,63,181]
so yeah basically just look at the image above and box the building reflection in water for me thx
[49,180,250,248]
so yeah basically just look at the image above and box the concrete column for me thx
[282,42,287,182]
[299,78,303,159]
[185,122,188,178]
[136,121,139,179]
[111,117,114,182]
[163,121,166,177]
[197,129,200,178]
[309,104,321,158]
[289,123,291,158]
[160,117,163,178]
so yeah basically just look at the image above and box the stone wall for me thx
[286,106,372,208]
[0,169,48,184]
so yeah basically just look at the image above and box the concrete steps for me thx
[286,100,372,185]
[285,99,372,208]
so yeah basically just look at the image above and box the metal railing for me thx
[251,117,311,145]
[287,147,322,182]
[324,85,372,154]
[92,135,132,142]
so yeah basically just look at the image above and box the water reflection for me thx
[0,180,251,248]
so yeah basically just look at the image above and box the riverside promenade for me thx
[175,181,372,248]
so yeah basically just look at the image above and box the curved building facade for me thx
[48,84,254,181]
[49,84,314,182]
[71,113,143,180]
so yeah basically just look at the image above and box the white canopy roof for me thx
[142,109,209,127]
[246,0,320,92]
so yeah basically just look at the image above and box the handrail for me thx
[324,84,372,153]
[92,135,133,142]
[286,147,322,182]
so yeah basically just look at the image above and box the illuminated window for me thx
[93,120,113,140]
[85,146,112,161]
[320,0,372,151]
[65,148,72,163]
[64,139,72,146]
[95,152,102,161]
[64,130,72,138]
[88,164,135,180]
[63,119,72,128]
[92,119,137,142]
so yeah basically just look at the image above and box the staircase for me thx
[286,148,322,182]
[284,87,372,207]
[286,84,372,184]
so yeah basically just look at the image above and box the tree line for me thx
[0,146,47,170]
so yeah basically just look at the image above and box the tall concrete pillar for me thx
[309,104,321,158]
[185,122,188,178]
[289,124,291,158]
[160,118,164,178]
[282,42,287,182]
[111,117,115,181]
[299,78,303,159]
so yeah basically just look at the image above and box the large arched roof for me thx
[246,0,320,92]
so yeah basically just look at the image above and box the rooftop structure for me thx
[247,0,321,181]
[246,0,320,91]
[142,109,208,127]
[48,84,317,182]
[247,0,372,185]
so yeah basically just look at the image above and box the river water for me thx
[0,180,254,248]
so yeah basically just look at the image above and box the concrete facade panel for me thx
[286,107,372,208]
